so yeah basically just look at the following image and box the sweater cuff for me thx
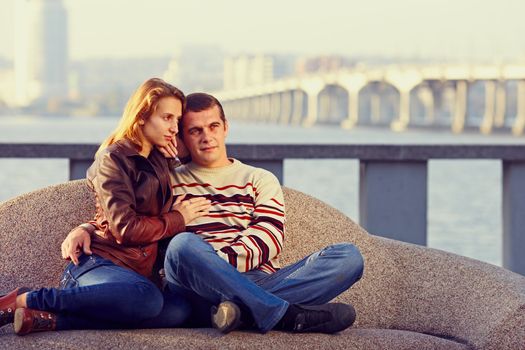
[79,223,96,234]
[165,210,186,234]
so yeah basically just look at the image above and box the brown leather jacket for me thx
[87,139,185,277]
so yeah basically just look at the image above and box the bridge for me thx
[215,63,525,135]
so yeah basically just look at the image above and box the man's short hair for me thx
[184,92,226,123]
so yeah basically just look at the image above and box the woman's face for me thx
[140,96,182,156]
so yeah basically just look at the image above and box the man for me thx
[63,92,364,334]
[161,93,364,334]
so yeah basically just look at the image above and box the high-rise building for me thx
[223,55,274,90]
[14,0,68,106]
[223,54,297,91]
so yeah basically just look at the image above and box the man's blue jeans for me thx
[164,232,364,333]
[26,254,190,330]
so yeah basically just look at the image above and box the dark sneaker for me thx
[14,308,57,336]
[210,301,242,334]
[283,303,356,334]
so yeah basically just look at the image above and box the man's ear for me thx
[224,120,229,138]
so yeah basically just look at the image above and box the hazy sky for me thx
[1,0,524,61]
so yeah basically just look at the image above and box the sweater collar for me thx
[185,158,242,175]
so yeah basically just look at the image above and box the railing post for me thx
[359,160,428,245]
[502,161,525,275]
[69,159,92,180]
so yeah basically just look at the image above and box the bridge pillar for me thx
[391,89,410,131]
[512,80,525,136]
[257,96,265,121]
[339,73,369,129]
[301,78,325,127]
[290,90,305,126]
[386,71,423,131]
[279,91,293,124]
[480,80,497,134]
[371,91,381,123]
[242,98,250,120]
[250,97,258,121]
[248,97,255,120]
[270,93,279,123]
[494,81,507,128]
[262,95,272,122]
[416,84,435,124]
[231,101,240,119]
[452,80,468,133]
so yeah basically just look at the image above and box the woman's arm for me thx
[91,151,187,246]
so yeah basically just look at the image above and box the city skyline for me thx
[1,0,525,62]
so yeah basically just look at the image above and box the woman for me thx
[0,78,210,335]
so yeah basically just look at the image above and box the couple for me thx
[0,78,364,335]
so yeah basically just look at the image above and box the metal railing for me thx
[1,143,524,275]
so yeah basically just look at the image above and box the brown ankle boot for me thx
[0,287,30,327]
[14,308,57,336]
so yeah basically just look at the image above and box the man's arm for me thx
[217,172,285,272]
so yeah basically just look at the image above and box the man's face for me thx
[181,105,230,168]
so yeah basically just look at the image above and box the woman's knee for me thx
[129,282,164,320]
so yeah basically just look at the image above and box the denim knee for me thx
[166,232,208,263]
[130,282,164,320]
[327,243,365,281]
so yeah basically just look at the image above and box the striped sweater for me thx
[171,159,285,274]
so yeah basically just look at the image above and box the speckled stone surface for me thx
[1,180,524,349]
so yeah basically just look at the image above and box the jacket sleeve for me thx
[91,151,185,246]
[216,172,285,272]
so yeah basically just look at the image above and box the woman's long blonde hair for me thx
[96,78,185,156]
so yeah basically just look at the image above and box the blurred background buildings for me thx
[0,0,524,132]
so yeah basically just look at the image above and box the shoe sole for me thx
[13,308,27,335]
[211,301,241,334]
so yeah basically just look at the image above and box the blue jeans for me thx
[164,232,364,333]
[26,254,190,330]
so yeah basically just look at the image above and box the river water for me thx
[1,115,524,266]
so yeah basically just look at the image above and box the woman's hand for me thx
[158,136,189,160]
[172,194,211,225]
[61,226,93,265]
[158,137,178,158]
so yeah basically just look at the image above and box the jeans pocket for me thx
[59,254,102,289]
[59,269,79,289]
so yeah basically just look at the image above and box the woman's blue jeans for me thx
[164,232,364,333]
[26,254,190,330]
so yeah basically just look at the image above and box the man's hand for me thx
[172,194,211,225]
[61,226,93,265]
